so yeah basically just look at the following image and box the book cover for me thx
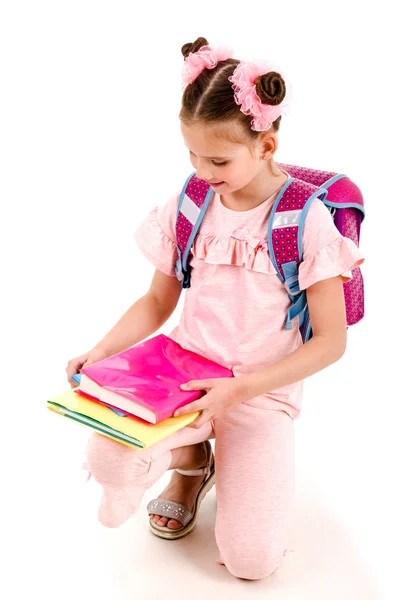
[47,388,199,449]
[72,374,127,416]
[79,334,233,423]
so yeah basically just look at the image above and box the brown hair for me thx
[179,37,287,177]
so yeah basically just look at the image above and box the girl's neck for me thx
[220,169,289,212]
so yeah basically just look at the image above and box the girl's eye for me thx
[189,151,228,168]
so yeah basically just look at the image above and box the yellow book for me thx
[47,388,199,449]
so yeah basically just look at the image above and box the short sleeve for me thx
[298,198,365,290]
[134,190,181,277]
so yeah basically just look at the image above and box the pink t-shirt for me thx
[135,174,364,419]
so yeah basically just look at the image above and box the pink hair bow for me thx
[228,61,292,131]
[182,44,233,89]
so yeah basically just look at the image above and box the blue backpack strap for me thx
[267,177,328,343]
[174,171,214,288]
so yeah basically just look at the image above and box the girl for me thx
[67,37,364,581]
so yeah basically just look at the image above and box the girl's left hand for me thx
[174,377,244,428]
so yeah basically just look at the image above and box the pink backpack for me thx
[174,162,365,343]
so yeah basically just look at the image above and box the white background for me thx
[1,1,418,598]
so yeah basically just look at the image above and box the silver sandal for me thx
[147,440,215,540]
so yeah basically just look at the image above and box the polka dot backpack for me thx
[174,163,365,343]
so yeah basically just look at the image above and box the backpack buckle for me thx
[175,255,192,288]
[182,264,192,289]
[284,274,300,296]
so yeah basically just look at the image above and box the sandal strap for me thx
[175,466,208,476]
[147,498,193,527]
[175,440,213,478]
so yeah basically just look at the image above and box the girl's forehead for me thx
[180,121,246,155]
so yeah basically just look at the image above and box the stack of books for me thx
[47,334,233,450]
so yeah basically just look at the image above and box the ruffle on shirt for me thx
[134,207,178,277]
[135,210,365,286]
[190,226,277,275]
[298,235,364,290]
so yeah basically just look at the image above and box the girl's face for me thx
[180,120,272,192]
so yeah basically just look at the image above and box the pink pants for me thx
[85,396,295,581]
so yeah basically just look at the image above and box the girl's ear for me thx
[260,131,278,158]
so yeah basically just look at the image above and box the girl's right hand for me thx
[66,347,108,388]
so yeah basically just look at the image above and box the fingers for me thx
[66,357,85,387]
[181,379,213,391]
[187,409,211,429]
[174,400,204,417]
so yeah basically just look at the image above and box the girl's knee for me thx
[216,531,287,580]
[85,433,170,529]
[86,432,153,486]
[220,546,285,580]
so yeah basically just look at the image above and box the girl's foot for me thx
[149,441,209,529]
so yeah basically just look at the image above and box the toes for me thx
[167,519,183,529]
[149,514,164,524]
[150,514,167,526]
[149,514,182,529]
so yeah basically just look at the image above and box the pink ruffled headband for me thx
[181,44,291,132]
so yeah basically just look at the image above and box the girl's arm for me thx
[93,269,182,357]
[236,275,348,400]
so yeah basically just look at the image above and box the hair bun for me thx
[181,37,210,60]
[255,71,286,106]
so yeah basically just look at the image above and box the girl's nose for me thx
[195,161,213,182]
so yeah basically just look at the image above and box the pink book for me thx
[79,334,233,424]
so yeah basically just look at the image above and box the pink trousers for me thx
[85,396,295,581]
